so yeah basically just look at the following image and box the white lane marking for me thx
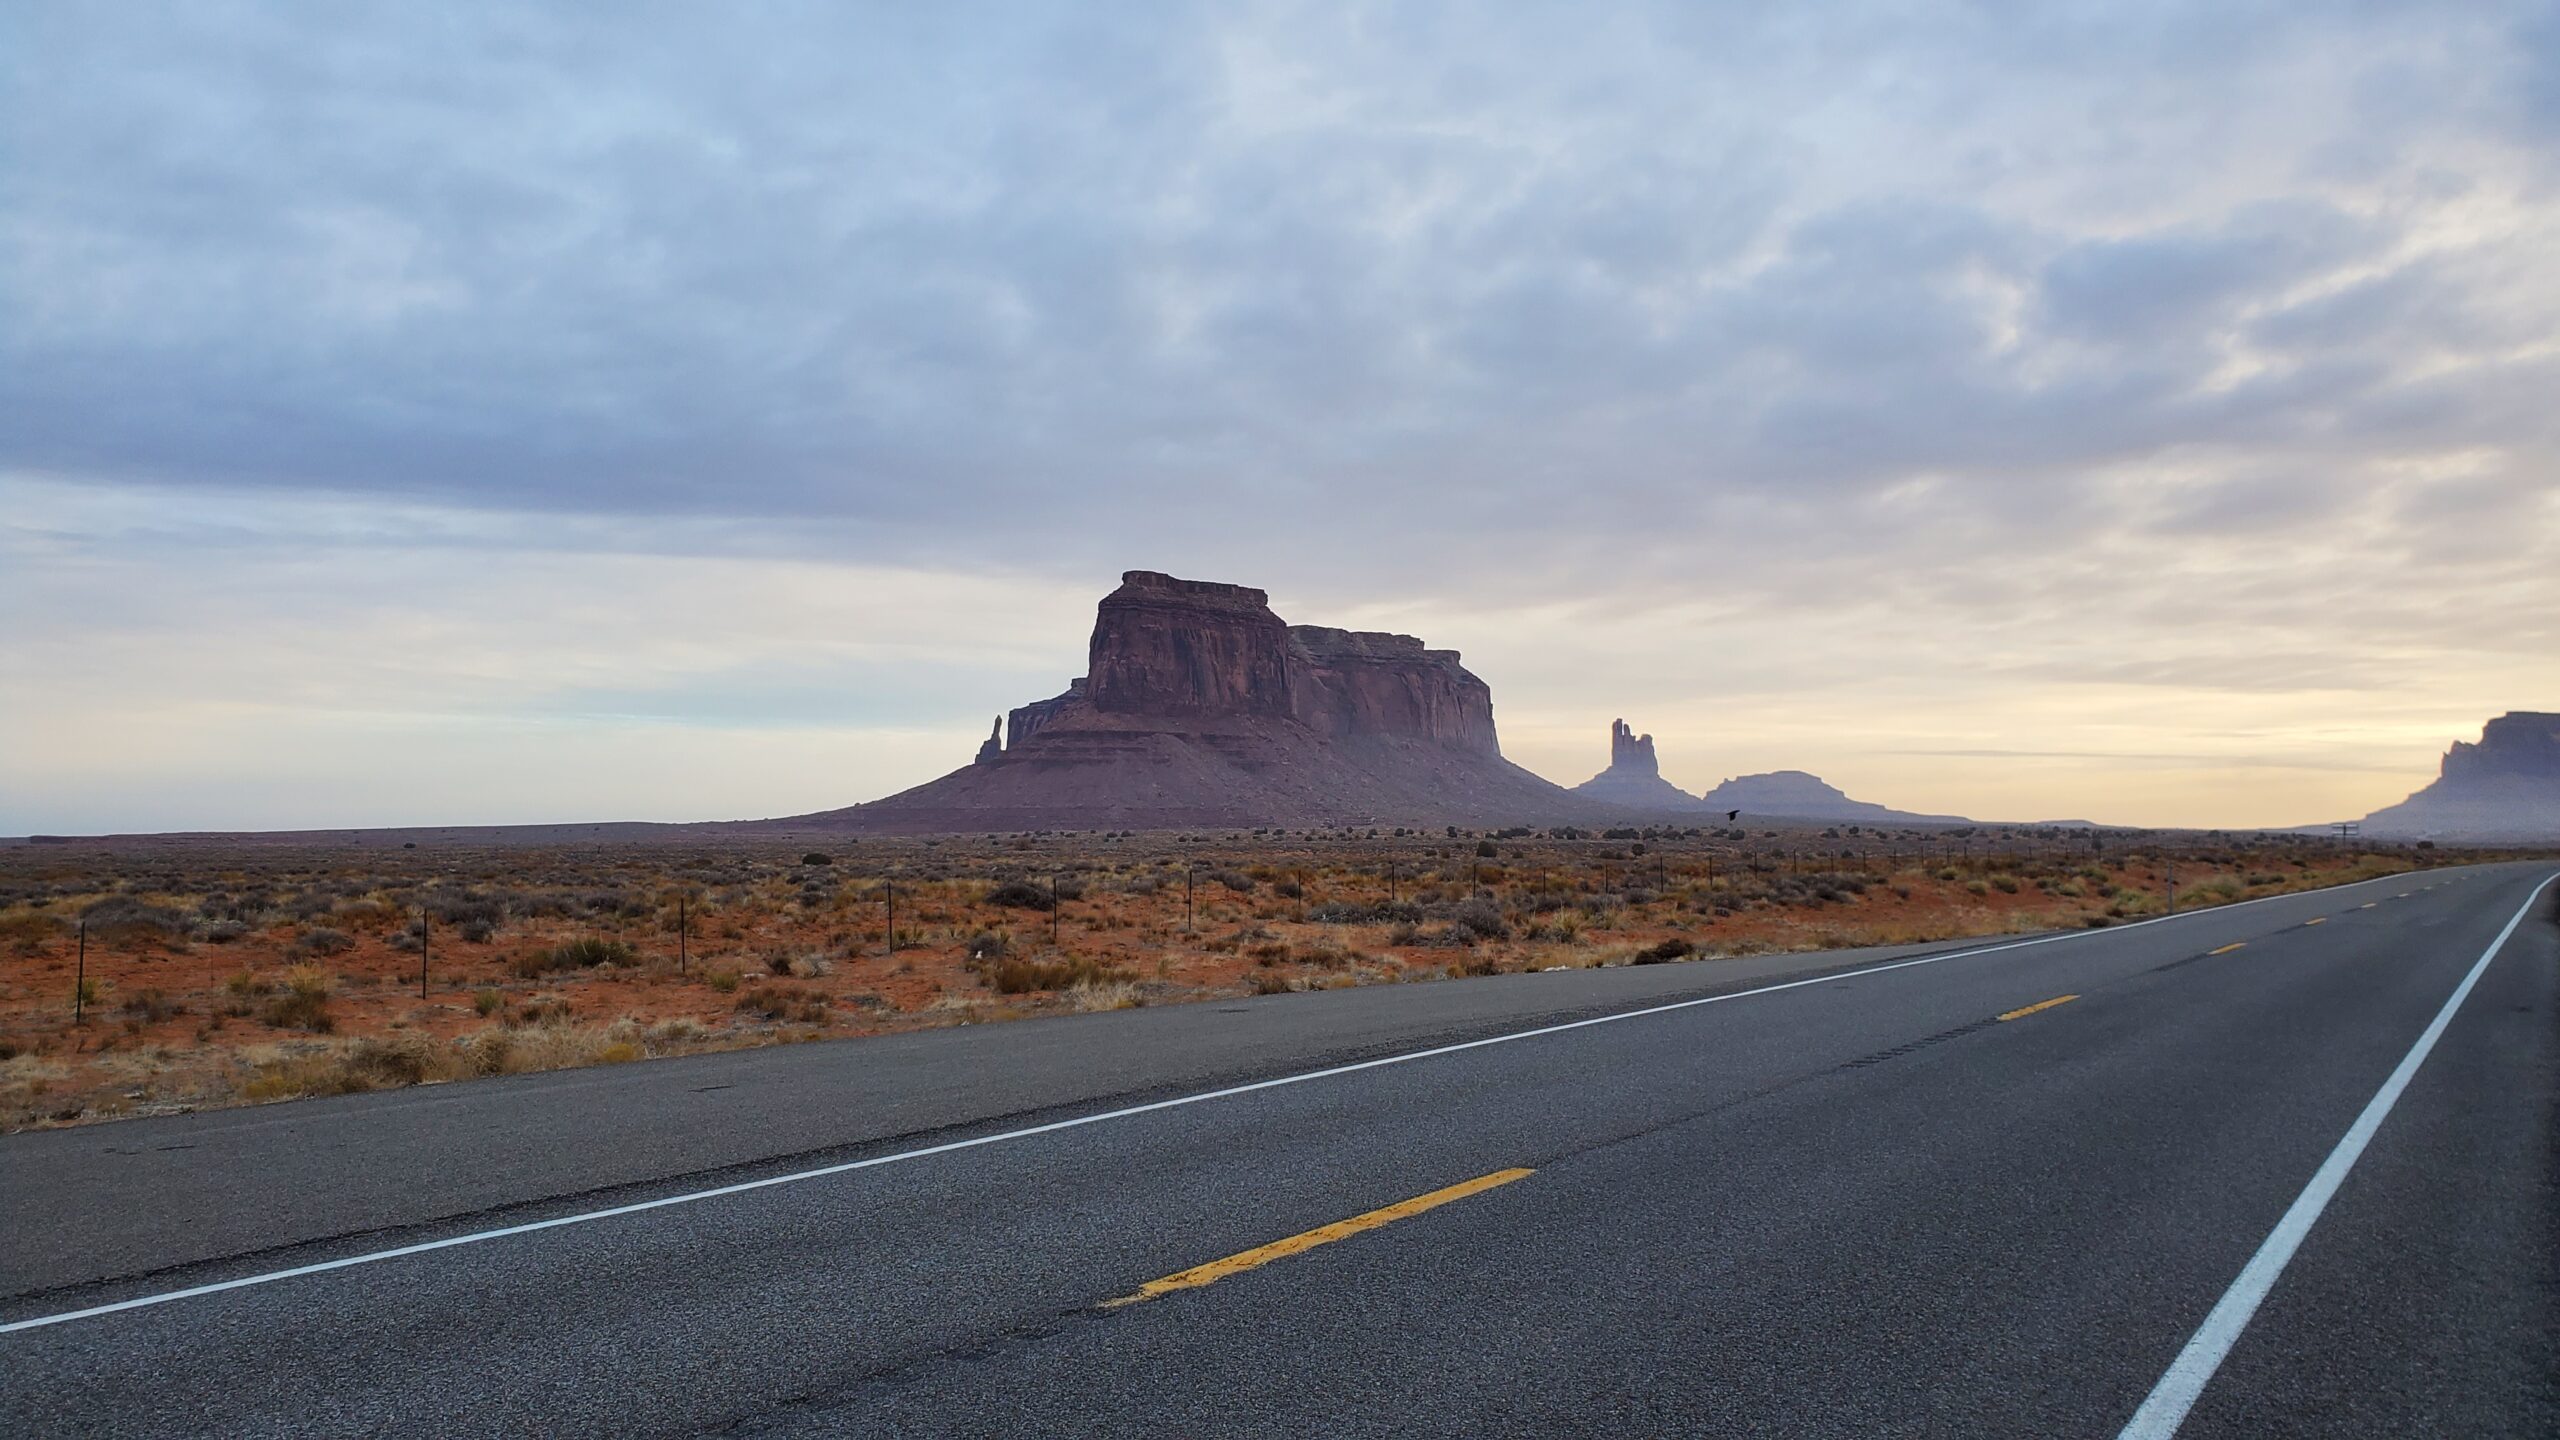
[2116,871,2558,1440]
[0,864,2463,1337]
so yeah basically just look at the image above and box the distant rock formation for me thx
[802,571,1601,831]
[2361,712,2560,840]
[1695,770,1965,825]
[1573,719,1710,811]
[973,717,1004,765]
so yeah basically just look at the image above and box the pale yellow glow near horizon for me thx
[6,506,2542,834]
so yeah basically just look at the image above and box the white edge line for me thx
[0,862,2475,1336]
[2115,870,2559,1440]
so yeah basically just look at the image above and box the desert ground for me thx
[0,824,2453,1129]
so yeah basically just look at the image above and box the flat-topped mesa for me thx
[1086,571,1298,718]
[1029,570,1500,751]
[826,568,1581,831]
[2361,711,2560,840]
[2440,711,2560,782]
[1609,718,1660,777]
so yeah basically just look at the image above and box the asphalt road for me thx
[3,862,2552,1437]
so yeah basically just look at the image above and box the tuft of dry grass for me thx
[1067,979,1143,1011]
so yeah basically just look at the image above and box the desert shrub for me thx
[345,1032,456,1087]
[292,926,355,958]
[1631,938,1695,965]
[120,988,185,1022]
[1991,875,2022,894]
[261,966,335,1032]
[1247,970,1296,995]
[735,984,830,1023]
[0,911,63,952]
[80,897,191,949]
[704,968,742,994]
[513,994,574,1027]
[986,880,1054,911]
[800,852,832,866]
[473,987,505,1017]
[1307,900,1423,925]
[1068,979,1143,1012]
[988,955,1127,994]
[542,937,636,970]
[964,930,1011,962]
[1445,899,1510,942]
[1211,870,1256,894]
[427,891,505,927]
[201,919,249,944]
[242,1053,373,1102]
[2187,876,2244,905]
[327,898,399,931]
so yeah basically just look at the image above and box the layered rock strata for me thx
[813,571,1593,831]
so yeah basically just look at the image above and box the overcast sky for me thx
[6,2,2557,834]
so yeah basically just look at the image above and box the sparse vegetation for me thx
[0,830,2482,1128]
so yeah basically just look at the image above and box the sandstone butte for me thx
[798,571,1612,832]
[1572,718,1710,811]
[2360,711,2560,841]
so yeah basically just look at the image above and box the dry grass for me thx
[0,829,2478,1128]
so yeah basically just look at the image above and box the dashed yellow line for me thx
[1998,994,2079,1022]
[2208,942,2246,956]
[2303,917,2327,926]
[2359,903,2376,910]
[1101,1168,1534,1308]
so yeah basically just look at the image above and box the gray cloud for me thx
[5,1,2557,830]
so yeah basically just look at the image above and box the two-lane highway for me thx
[3,862,2552,1436]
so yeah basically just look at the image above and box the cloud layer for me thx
[5,2,2556,831]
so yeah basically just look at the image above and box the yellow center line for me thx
[2208,942,2246,956]
[2304,917,2326,926]
[1998,994,2079,1022]
[2360,903,2376,909]
[1101,1167,1535,1309]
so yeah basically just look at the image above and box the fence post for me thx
[74,918,87,1024]
[677,893,688,976]
[419,907,430,999]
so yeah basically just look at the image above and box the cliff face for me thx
[2362,712,2560,839]
[827,570,1586,831]
[2439,711,2560,785]
[1085,572,1297,719]
[1610,720,1658,775]
[1287,625,1499,754]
